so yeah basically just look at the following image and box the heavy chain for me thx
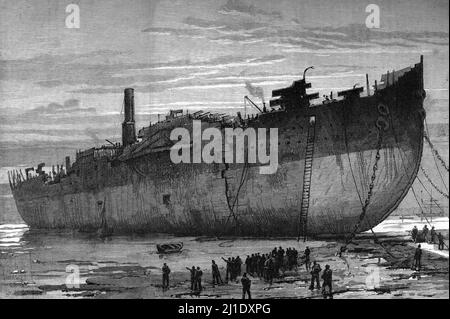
[420,166,449,199]
[424,132,449,172]
[344,128,383,247]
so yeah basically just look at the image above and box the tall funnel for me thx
[122,88,136,147]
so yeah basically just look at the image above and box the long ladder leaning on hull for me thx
[298,117,316,242]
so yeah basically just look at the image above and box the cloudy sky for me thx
[0,0,448,164]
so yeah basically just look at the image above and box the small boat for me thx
[156,242,183,254]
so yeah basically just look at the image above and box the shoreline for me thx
[1,229,448,299]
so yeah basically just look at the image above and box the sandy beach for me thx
[0,217,448,299]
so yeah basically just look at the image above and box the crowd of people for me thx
[157,224,449,298]
[221,256,242,282]
[410,225,446,250]
[243,246,301,284]
[160,245,333,299]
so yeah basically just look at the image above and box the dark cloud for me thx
[23,99,96,116]
[219,0,282,19]
[147,13,449,53]
[304,24,449,46]
[2,47,286,95]
[71,55,286,94]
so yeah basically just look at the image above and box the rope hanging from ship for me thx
[342,119,384,249]
[423,119,449,198]
[419,166,449,199]
[223,161,250,229]
[340,101,405,260]
[423,128,449,173]
[340,99,388,244]
[382,97,448,250]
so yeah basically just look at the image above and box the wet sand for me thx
[0,218,448,299]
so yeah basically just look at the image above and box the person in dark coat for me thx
[430,226,437,244]
[422,225,429,243]
[162,263,171,289]
[293,248,299,267]
[194,267,203,292]
[321,265,333,299]
[411,226,418,243]
[241,273,251,299]
[304,246,311,271]
[413,244,422,271]
[211,260,223,286]
[245,255,251,274]
[222,257,232,283]
[258,254,266,278]
[309,261,322,290]
[250,254,257,275]
[186,266,196,290]
[265,257,274,284]
[230,257,237,281]
[438,233,445,250]
[235,256,242,277]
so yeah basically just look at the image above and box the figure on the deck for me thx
[413,244,422,271]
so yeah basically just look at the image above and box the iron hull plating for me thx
[10,61,425,236]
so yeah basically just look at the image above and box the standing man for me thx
[241,273,251,299]
[411,226,418,243]
[194,266,203,292]
[235,256,242,277]
[186,266,196,291]
[211,260,223,286]
[222,257,232,283]
[245,255,251,274]
[265,257,274,284]
[230,257,237,282]
[250,254,257,275]
[438,233,445,250]
[413,244,422,271]
[304,246,311,271]
[258,254,266,278]
[422,225,429,243]
[162,263,171,289]
[430,226,437,244]
[309,261,322,290]
[321,265,333,299]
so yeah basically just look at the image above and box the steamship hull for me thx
[9,59,426,237]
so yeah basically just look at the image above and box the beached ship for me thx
[8,57,426,237]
